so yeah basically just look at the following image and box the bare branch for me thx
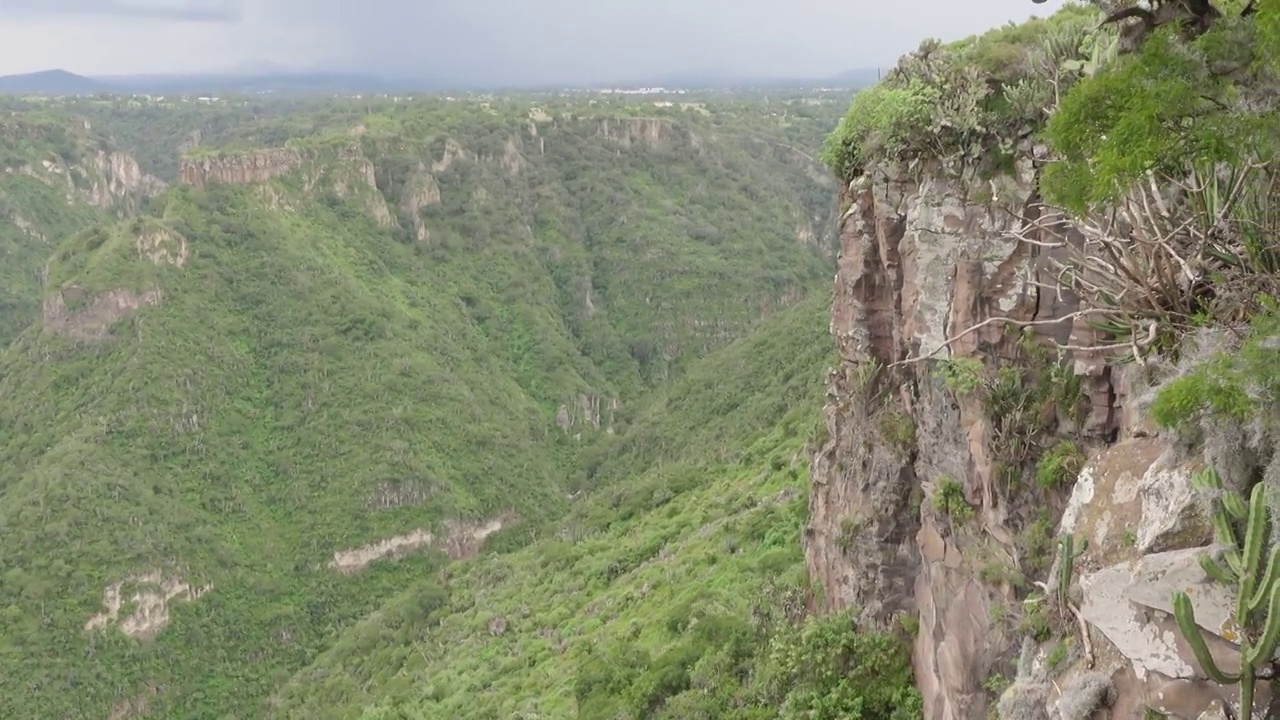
[1069,601,1095,669]
[890,308,1121,367]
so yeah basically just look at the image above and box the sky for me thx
[0,0,1068,86]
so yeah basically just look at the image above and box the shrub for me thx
[934,477,974,523]
[878,409,918,456]
[820,3,1106,182]
[1149,307,1280,429]
[1035,440,1085,490]
[760,612,922,720]
[820,80,939,181]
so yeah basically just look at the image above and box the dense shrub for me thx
[821,2,1106,182]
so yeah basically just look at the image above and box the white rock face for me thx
[1080,560,1195,681]
[1079,546,1236,681]
[1060,437,1206,553]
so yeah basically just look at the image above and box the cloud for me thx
[0,0,1069,83]
[0,0,241,22]
[290,0,1071,87]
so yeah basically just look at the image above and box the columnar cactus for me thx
[1055,533,1088,615]
[1172,469,1280,719]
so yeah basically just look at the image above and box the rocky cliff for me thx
[7,148,164,214]
[178,148,304,187]
[802,1,1280,715]
[809,151,1275,720]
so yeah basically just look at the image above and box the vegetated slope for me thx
[0,112,157,344]
[268,295,919,720]
[285,98,841,392]
[0,99,837,719]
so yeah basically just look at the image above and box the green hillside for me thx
[266,294,918,720]
[0,112,154,344]
[0,95,853,719]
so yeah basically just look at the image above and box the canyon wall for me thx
[178,148,304,187]
[807,150,1267,719]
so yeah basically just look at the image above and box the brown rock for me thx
[179,148,303,187]
[808,153,1129,720]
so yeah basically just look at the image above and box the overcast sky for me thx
[0,0,1067,85]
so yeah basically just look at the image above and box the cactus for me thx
[1054,533,1088,616]
[1172,469,1280,720]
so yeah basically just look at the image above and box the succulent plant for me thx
[1172,468,1280,719]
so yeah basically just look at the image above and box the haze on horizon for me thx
[0,0,1067,86]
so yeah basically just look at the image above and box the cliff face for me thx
[9,149,164,213]
[806,151,1261,719]
[178,148,303,187]
[809,154,1079,719]
[84,150,167,212]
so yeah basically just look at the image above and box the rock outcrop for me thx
[84,150,166,212]
[179,148,304,187]
[399,167,441,243]
[327,514,517,573]
[322,142,394,227]
[598,117,698,150]
[556,394,620,437]
[8,148,164,213]
[809,148,1278,719]
[42,286,162,341]
[806,150,1144,720]
[85,568,211,640]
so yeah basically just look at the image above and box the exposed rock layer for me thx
[809,151,1276,719]
[806,153,1128,720]
[179,148,303,187]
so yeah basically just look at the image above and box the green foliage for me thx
[938,335,1084,500]
[1018,593,1054,642]
[938,356,985,396]
[1149,307,1280,429]
[758,613,922,720]
[1036,441,1085,490]
[934,477,974,523]
[878,409,918,456]
[1033,5,1280,349]
[269,297,843,720]
[822,2,1108,181]
[1045,638,1072,671]
[0,113,125,344]
[984,672,1012,698]
[1041,21,1280,337]
[1043,15,1279,213]
[0,93,842,719]
[1020,509,1059,582]
[820,80,939,180]
[1173,468,1280,719]
[837,516,863,554]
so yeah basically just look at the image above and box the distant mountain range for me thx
[0,67,886,96]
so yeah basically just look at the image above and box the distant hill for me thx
[96,71,412,95]
[0,69,101,95]
[0,69,420,96]
[0,66,887,96]
[585,67,885,91]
